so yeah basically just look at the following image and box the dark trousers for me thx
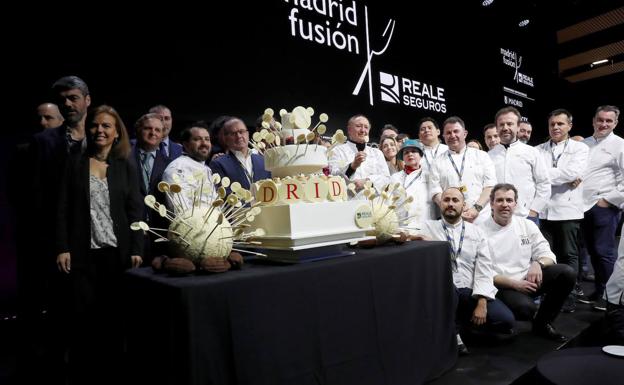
[456,287,515,333]
[69,247,126,385]
[607,302,624,345]
[581,205,621,295]
[496,264,575,324]
[541,219,580,275]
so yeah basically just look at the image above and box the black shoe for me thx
[533,322,568,342]
[456,334,469,356]
[572,283,584,297]
[578,291,601,304]
[562,294,576,313]
[593,297,607,311]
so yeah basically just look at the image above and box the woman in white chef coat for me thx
[390,139,437,232]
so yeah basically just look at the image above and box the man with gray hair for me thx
[25,75,92,382]
[578,105,624,311]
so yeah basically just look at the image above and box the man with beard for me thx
[162,123,217,212]
[518,120,533,144]
[488,106,550,224]
[24,75,91,382]
[418,187,515,355]
[479,184,575,341]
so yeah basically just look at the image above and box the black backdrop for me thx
[1,0,622,314]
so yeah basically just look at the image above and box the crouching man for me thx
[419,187,515,354]
[479,183,575,342]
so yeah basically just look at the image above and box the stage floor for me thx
[428,280,608,385]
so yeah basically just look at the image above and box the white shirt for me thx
[479,216,556,281]
[606,226,624,305]
[420,219,497,299]
[422,142,448,171]
[535,138,589,220]
[162,154,216,213]
[582,133,624,211]
[328,141,390,192]
[489,141,551,217]
[430,146,497,207]
[232,150,253,175]
[390,167,436,230]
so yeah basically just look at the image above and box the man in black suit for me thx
[22,75,91,382]
[130,113,171,262]
[149,104,183,160]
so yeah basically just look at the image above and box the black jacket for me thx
[56,153,144,271]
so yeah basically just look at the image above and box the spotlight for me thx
[518,19,530,27]
[590,59,609,67]
[482,0,494,6]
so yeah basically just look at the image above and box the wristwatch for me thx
[473,203,483,212]
[536,260,546,269]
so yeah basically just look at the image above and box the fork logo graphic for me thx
[379,72,400,104]
[352,5,395,106]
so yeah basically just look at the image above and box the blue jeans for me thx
[581,205,621,295]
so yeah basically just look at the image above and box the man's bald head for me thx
[37,103,64,129]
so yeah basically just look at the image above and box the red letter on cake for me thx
[286,183,300,200]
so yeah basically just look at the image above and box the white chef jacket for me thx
[478,216,556,281]
[606,226,624,305]
[390,167,436,230]
[422,143,448,171]
[582,132,624,211]
[420,219,497,299]
[162,154,216,213]
[328,141,390,192]
[535,138,589,220]
[430,146,497,207]
[488,141,551,218]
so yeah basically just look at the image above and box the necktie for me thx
[160,141,168,157]
[140,152,153,191]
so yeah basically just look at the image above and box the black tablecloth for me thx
[536,347,624,385]
[124,241,456,385]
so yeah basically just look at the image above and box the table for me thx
[536,347,624,385]
[123,241,456,385]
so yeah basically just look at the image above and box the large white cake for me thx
[245,107,374,259]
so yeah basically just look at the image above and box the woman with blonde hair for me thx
[56,105,143,383]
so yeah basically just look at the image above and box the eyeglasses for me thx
[225,129,248,137]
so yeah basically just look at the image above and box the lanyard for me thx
[447,149,467,182]
[423,144,440,169]
[550,138,569,167]
[403,169,423,190]
[234,153,254,186]
[441,220,465,271]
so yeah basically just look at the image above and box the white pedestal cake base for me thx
[245,200,374,263]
